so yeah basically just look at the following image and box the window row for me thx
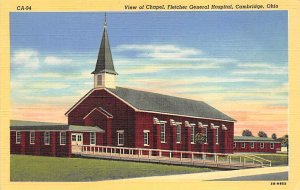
[159,124,215,145]
[15,131,66,145]
[233,142,275,149]
[114,125,218,147]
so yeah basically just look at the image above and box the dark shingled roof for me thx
[10,120,105,132]
[234,136,279,142]
[92,17,117,75]
[108,87,235,122]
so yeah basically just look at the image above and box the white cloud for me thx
[14,70,92,81]
[44,56,72,65]
[11,50,40,69]
[15,95,80,105]
[11,80,70,90]
[113,43,239,76]
[237,63,275,68]
[233,70,287,75]
[16,73,63,79]
[10,47,287,114]
[127,76,274,86]
[117,62,219,75]
[233,62,288,75]
[115,44,202,59]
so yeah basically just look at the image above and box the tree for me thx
[278,134,288,146]
[271,133,277,140]
[242,129,253,137]
[283,134,288,151]
[277,134,288,152]
[258,131,268,138]
[195,132,206,144]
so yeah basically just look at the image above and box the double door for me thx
[71,133,83,153]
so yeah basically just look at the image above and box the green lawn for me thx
[227,153,288,166]
[254,153,288,166]
[11,155,216,181]
[215,153,288,166]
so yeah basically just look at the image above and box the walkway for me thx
[120,166,288,181]
[73,145,271,169]
[211,171,288,181]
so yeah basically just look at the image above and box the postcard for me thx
[0,0,299,190]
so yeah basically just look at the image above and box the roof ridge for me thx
[113,86,206,104]
[107,86,235,122]
[11,120,67,126]
[234,136,275,140]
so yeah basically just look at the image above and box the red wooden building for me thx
[233,136,281,153]
[10,120,104,157]
[10,16,237,157]
[65,16,236,155]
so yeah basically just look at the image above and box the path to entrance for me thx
[210,171,288,181]
[120,166,288,181]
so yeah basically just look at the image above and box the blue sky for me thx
[10,11,288,136]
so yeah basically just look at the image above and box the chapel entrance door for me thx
[71,133,83,153]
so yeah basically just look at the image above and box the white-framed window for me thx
[97,75,102,85]
[44,131,50,145]
[72,134,76,141]
[90,132,96,145]
[233,142,236,148]
[216,128,219,144]
[260,142,264,149]
[191,125,195,144]
[77,134,82,142]
[204,127,208,143]
[176,125,181,143]
[270,143,274,149]
[117,130,124,146]
[16,131,21,144]
[160,123,166,143]
[60,132,66,145]
[251,142,255,149]
[30,131,35,144]
[242,142,246,148]
[143,130,149,146]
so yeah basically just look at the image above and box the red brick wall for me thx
[82,132,104,146]
[234,141,281,153]
[10,131,21,154]
[67,88,234,154]
[10,131,72,157]
[55,132,72,157]
[68,89,135,147]
[84,110,112,146]
[134,112,234,154]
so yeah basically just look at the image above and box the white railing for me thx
[74,145,270,168]
[247,154,272,167]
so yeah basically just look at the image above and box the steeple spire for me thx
[104,12,107,27]
[92,13,117,75]
[92,13,117,89]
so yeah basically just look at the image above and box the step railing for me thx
[247,154,272,167]
[243,155,264,167]
[76,145,265,168]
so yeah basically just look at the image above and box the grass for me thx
[11,155,217,181]
[253,153,288,166]
[226,153,288,166]
[213,153,288,166]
